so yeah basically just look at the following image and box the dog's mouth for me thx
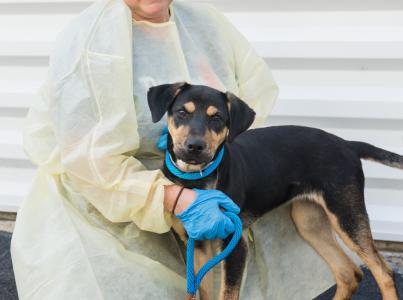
[175,158,208,172]
[185,159,203,165]
[172,150,213,171]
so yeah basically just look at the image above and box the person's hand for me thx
[175,189,240,240]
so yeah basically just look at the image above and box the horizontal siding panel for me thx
[273,99,403,119]
[0,79,43,95]
[370,219,403,242]
[323,128,403,148]
[368,202,403,241]
[0,167,35,212]
[272,69,403,87]
[0,145,25,160]
[0,128,24,160]
[365,188,403,206]
[363,160,403,181]
[0,93,33,108]
[256,41,403,59]
[0,196,23,212]
[0,117,23,129]
[278,86,403,102]
[0,66,48,80]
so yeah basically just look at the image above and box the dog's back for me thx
[218,125,403,215]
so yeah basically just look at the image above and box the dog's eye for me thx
[210,114,222,122]
[177,109,188,118]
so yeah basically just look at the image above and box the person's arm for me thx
[214,7,279,127]
[24,83,200,233]
[164,185,195,214]
[23,82,177,234]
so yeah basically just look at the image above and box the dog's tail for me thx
[348,141,403,170]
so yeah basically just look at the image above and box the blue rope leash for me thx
[186,212,243,298]
[158,127,242,297]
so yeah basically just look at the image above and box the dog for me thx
[147,82,402,300]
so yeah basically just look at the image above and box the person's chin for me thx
[140,1,171,16]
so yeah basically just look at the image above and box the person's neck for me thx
[131,9,170,23]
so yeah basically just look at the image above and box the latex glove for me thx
[175,188,240,240]
[156,126,168,151]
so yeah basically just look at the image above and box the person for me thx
[11,0,336,299]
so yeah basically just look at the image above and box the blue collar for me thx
[165,147,224,180]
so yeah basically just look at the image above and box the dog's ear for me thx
[147,82,189,123]
[226,92,256,142]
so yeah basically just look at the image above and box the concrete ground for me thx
[0,230,17,300]
[1,220,403,299]
[0,221,14,233]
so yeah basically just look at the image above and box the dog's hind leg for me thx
[316,187,399,300]
[219,236,248,300]
[291,200,362,300]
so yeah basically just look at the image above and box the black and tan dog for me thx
[147,82,402,300]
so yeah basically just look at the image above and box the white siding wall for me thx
[0,0,402,241]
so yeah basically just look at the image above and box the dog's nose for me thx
[185,138,206,154]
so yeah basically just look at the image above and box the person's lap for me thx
[12,171,336,299]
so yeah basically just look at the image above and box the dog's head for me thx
[148,82,255,171]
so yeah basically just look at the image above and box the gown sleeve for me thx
[216,8,279,127]
[23,54,174,235]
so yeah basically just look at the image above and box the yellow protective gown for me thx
[11,0,335,299]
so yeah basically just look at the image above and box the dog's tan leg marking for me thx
[172,217,187,243]
[291,200,362,300]
[218,236,248,300]
[219,259,242,300]
[172,218,214,300]
[309,194,399,300]
[194,241,214,300]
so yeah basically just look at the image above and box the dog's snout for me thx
[185,138,206,154]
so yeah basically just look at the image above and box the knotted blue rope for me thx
[186,212,243,297]
[165,147,225,180]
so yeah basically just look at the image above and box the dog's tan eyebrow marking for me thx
[184,101,196,113]
[206,105,218,116]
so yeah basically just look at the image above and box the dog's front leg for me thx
[194,241,214,300]
[172,218,214,300]
[219,236,248,300]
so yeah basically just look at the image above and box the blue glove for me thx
[156,126,168,151]
[175,189,240,240]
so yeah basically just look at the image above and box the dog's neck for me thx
[163,135,227,188]
[165,147,225,180]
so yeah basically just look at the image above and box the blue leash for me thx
[186,212,243,298]
[157,128,242,298]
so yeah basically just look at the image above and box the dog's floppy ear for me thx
[147,82,189,123]
[226,92,256,142]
